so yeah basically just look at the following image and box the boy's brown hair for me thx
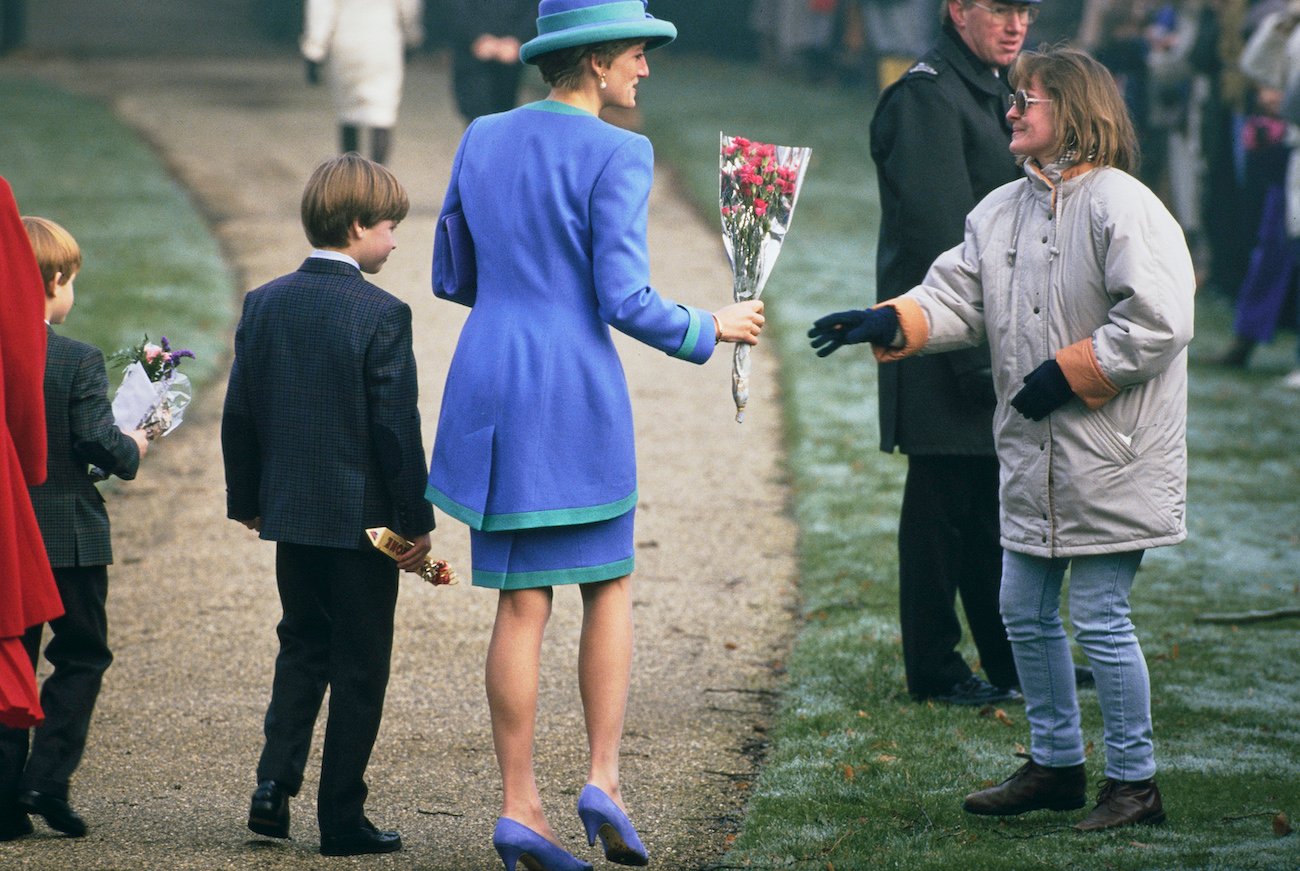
[22,216,81,292]
[300,153,410,249]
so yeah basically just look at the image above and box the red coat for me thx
[0,175,61,638]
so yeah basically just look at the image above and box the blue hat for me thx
[520,0,677,65]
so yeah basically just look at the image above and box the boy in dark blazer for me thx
[0,216,148,839]
[222,153,434,857]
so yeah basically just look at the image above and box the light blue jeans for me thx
[1000,549,1156,782]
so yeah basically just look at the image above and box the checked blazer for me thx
[28,328,140,568]
[221,256,434,549]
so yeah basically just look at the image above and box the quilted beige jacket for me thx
[877,161,1196,557]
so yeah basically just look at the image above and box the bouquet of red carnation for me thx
[719,133,810,422]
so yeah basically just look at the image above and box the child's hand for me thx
[128,429,150,457]
[396,533,432,573]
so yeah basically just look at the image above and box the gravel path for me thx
[5,14,798,871]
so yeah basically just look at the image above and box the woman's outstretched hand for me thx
[807,306,899,357]
[714,300,765,345]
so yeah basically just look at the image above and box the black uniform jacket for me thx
[869,23,1020,456]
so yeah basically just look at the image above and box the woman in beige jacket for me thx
[810,46,1194,832]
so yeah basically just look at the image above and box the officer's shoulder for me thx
[902,59,943,80]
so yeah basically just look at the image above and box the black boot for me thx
[371,127,392,165]
[963,753,1087,816]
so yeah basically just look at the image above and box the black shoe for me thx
[18,789,87,837]
[248,780,290,839]
[1074,664,1095,688]
[320,818,402,857]
[0,807,33,841]
[930,675,1023,707]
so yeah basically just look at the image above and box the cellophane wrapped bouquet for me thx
[93,335,194,478]
[719,133,810,422]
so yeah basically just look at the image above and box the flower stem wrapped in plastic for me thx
[719,132,811,422]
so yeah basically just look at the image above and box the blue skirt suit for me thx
[427,100,717,590]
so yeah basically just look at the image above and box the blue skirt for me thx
[469,508,635,590]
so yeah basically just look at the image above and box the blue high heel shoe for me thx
[576,785,649,866]
[493,818,593,871]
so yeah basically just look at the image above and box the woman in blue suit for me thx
[427,3,765,868]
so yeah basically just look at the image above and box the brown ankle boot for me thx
[1074,778,1165,831]
[963,753,1087,816]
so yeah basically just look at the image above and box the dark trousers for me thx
[256,543,398,834]
[898,455,1017,697]
[0,565,112,803]
[452,48,524,123]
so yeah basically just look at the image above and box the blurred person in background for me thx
[445,0,535,123]
[1238,0,1300,387]
[301,0,424,164]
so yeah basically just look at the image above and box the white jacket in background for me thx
[302,0,424,128]
[879,161,1196,558]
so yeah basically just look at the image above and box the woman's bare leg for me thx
[579,575,634,809]
[486,586,556,839]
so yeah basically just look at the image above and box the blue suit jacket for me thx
[29,328,140,567]
[427,101,716,531]
[222,257,435,549]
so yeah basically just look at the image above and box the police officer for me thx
[868,0,1038,705]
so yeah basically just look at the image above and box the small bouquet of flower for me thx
[719,133,811,422]
[366,527,458,587]
[92,336,195,479]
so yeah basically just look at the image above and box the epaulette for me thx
[906,61,939,77]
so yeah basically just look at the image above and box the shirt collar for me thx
[309,249,359,270]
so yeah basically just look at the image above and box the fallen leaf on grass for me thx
[843,764,856,781]
[1274,812,1293,837]
[874,754,899,764]
[978,705,1015,726]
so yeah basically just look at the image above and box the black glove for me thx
[1010,360,1074,420]
[305,59,321,86]
[807,306,900,357]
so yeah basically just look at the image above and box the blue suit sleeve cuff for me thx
[670,306,715,364]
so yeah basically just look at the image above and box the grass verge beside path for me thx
[0,76,234,389]
[644,55,1300,870]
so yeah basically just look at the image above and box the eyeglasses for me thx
[1008,89,1051,113]
[971,2,1039,24]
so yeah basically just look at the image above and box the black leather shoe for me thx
[248,780,291,839]
[18,789,87,837]
[320,817,402,856]
[963,753,1087,816]
[0,807,33,841]
[929,675,1023,707]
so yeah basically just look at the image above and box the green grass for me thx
[643,55,1300,870]
[0,75,235,388]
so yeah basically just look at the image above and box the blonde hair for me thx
[300,153,409,249]
[1009,46,1139,172]
[22,216,81,291]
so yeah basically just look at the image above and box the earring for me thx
[599,73,607,90]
